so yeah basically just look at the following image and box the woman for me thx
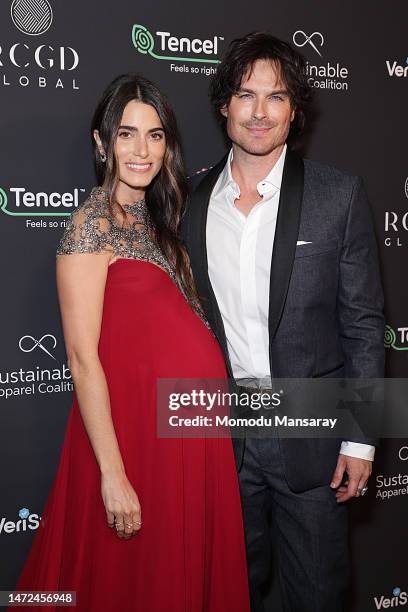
[10,74,250,611]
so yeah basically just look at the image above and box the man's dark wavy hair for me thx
[209,31,312,143]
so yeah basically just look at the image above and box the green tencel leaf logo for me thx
[131,24,222,64]
[384,325,408,351]
[0,187,8,213]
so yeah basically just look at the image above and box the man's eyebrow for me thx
[118,125,165,132]
[236,88,289,96]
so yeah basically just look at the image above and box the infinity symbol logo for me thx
[293,31,324,57]
[19,334,57,360]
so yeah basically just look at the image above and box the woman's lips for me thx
[125,162,153,173]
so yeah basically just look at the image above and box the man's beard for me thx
[233,137,281,157]
[231,122,283,156]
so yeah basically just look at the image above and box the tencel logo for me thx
[386,58,408,78]
[374,587,408,609]
[11,0,53,36]
[384,325,408,351]
[0,507,41,535]
[132,24,223,64]
[0,186,85,217]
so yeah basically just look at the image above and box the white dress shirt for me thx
[206,144,375,461]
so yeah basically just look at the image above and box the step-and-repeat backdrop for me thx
[0,0,407,609]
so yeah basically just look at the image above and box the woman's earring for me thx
[100,151,107,163]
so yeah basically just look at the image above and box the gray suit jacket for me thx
[181,147,385,491]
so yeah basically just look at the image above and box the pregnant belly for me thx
[98,259,227,379]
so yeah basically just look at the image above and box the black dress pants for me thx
[238,436,350,612]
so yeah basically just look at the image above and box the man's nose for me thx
[252,98,267,119]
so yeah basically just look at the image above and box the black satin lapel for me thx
[268,149,304,344]
[187,155,233,373]
[187,155,228,315]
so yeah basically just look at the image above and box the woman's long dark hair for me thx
[91,73,200,308]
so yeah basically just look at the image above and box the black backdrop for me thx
[1,1,407,609]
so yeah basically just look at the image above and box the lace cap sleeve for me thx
[56,190,114,256]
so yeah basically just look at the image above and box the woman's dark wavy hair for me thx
[91,73,201,309]
[209,31,312,143]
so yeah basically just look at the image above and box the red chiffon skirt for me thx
[11,259,250,612]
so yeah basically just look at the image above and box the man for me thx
[181,32,384,611]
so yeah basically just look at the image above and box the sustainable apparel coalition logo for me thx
[0,332,72,400]
[293,30,350,91]
[19,334,57,360]
[293,30,324,57]
[131,24,223,64]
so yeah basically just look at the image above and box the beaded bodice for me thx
[56,186,211,331]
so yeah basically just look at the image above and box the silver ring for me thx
[357,486,368,497]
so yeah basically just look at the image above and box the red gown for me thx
[11,258,251,612]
